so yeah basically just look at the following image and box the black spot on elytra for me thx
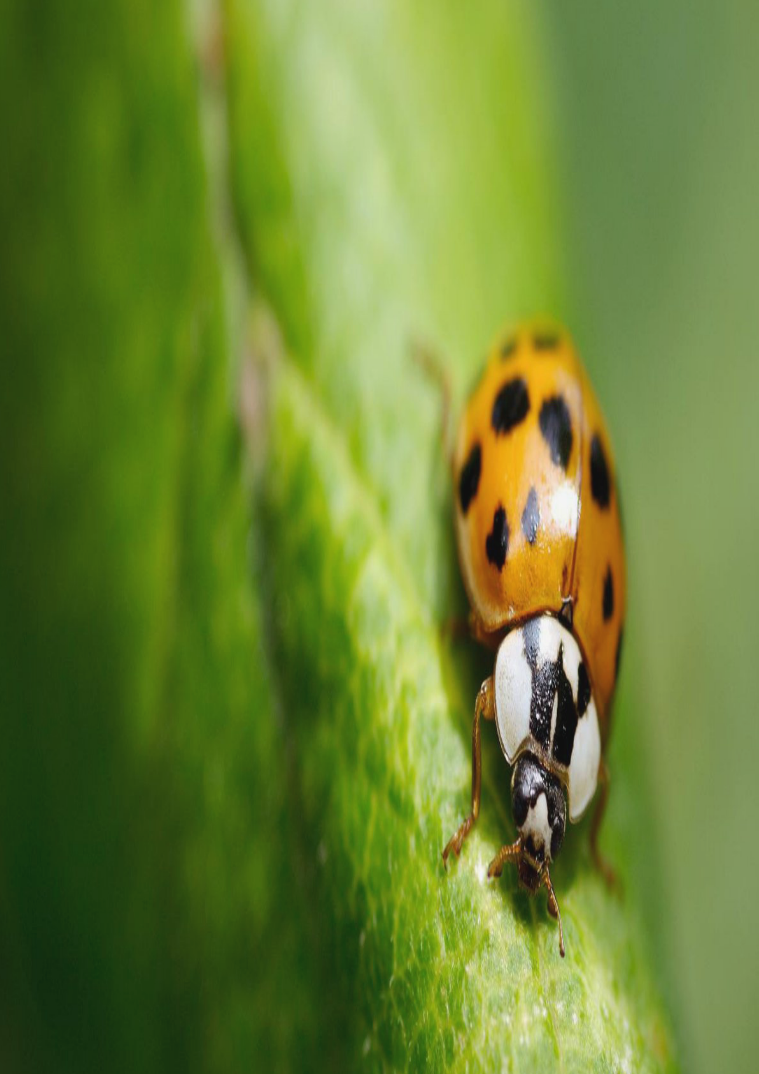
[533,330,560,351]
[492,377,530,435]
[539,395,573,471]
[590,434,611,508]
[521,486,540,545]
[522,617,540,669]
[577,661,591,717]
[603,565,614,621]
[458,443,481,514]
[485,505,510,570]
[500,336,517,360]
[615,628,624,682]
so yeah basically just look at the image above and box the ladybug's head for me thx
[511,752,566,888]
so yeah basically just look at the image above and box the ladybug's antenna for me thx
[409,338,454,470]
[543,868,565,958]
[487,839,566,958]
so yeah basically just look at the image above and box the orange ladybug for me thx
[442,322,626,957]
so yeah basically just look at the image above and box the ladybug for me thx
[442,322,626,957]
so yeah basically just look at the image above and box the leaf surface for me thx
[0,0,679,1070]
[224,1,679,1069]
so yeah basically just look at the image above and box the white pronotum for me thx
[494,614,601,821]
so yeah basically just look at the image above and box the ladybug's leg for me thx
[410,339,455,471]
[486,838,521,879]
[440,614,473,642]
[468,612,502,649]
[441,610,499,647]
[590,758,620,892]
[442,676,495,865]
[542,868,566,958]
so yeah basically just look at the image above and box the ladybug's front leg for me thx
[442,676,495,865]
[441,610,499,648]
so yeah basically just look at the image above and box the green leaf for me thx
[0,2,312,1071]
[0,0,679,1071]
[225,0,679,1070]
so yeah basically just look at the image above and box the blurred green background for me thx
[546,3,759,1071]
[1,1,757,1072]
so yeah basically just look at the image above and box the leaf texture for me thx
[225,0,679,1069]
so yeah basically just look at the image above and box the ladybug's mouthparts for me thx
[517,855,542,893]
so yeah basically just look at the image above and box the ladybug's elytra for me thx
[442,322,626,957]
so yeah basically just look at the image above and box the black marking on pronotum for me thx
[539,395,573,471]
[492,377,530,435]
[577,661,591,718]
[522,629,584,766]
[603,565,614,621]
[521,486,540,545]
[590,433,611,508]
[552,689,578,767]
[485,505,509,570]
[529,657,557,749]
[615,628,624,682]
[500,336,517,360]
[551,652,580,767]
[458,443,481,514]
[533,330,560,351]
[522,617,540,670]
